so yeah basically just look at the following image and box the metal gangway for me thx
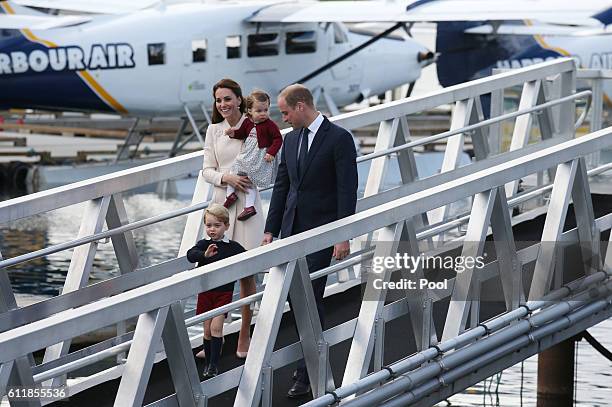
[1,58,612,407]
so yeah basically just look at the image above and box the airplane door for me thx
[329,23,361,82]
[180,36,210,104]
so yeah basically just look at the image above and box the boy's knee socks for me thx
[203,338,211,364]
[210,336,223,366]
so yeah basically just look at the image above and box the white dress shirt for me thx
[298,112,324,155]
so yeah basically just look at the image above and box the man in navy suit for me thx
[262,84,358,398]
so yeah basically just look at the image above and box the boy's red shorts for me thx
[196,291,233,315]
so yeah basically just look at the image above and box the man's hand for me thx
[333,240,350,261]
[204,244,218,258]
[261,232,273,245]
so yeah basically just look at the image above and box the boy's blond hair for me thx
[205,203,230,225]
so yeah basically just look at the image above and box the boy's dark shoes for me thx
[287,381,310,398]
[237,206,256,221]
[203,364,218,379]
[224,192,238,208]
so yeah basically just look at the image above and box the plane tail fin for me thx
[593,7,612,25]
[435,21,536,87]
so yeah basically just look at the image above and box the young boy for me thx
[186,204,245,378]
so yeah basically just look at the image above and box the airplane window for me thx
[226,35,242,59]
[192,39,207,62]
[286,31,317,54]
[247,33,279,57]
[333,23,348,44]
[147,43,165,65]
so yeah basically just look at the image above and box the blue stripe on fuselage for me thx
[0,33,113,112]
[489,45,562,72]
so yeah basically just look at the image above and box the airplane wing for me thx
[9,0,160,14]
[0,13,89,28]
[247,0,612,25]
[464,24,602,36]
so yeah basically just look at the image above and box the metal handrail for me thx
[1,58,607,404]
[3,144,607,271]
[1,127,610,365]
[31,250,374,382]
[28,208,612,383]
[0,90,591,270]
[7,160,610,333]
[304,271,611,407]
[0,59,578,225]
[416,161,612,240]
[357,90,591,163]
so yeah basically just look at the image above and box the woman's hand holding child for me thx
[264,153,274,162]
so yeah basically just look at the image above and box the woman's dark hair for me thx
[211,78,246,124]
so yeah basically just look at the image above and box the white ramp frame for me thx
[1,59,609,407]
[442,189,498,341]
[528,160,578,300]
[342,223,404,386]
[43,196,111,387]
[290,257,335,397]
[234,261,297,407]
[0,254,39,407]
[428,99,471,231]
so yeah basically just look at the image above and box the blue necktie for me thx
[297,128,309,178]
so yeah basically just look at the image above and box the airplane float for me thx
[0,0,611,121]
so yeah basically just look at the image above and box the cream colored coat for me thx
[202,117,265,250]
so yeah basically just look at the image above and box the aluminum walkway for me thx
[1,58,612,407]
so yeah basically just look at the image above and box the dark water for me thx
[1,178,611,406]
[1,192,189,297]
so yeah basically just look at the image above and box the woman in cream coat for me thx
[202,78,265,357]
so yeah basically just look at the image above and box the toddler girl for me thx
[224,90,283,220]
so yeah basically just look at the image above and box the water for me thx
[1,192,189,297]
[446,317,612,406]
[1,172,610,406]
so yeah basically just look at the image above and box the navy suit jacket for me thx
[265,117,358,238]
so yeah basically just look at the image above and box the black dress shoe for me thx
[287,381,311,398]
[292,370,298,381]
[203,364,218,379]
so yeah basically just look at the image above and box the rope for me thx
[495,372,502,406]
[574,336,578,404]
[326,391,341,405]
[381,365,396,379]
[519,361,524,407]
[580,331,612,361]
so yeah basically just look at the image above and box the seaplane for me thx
[433,3,612,98]
[0,0,436,121]
[0,0,611,123]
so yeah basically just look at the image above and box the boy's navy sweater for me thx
[186,239,246,292]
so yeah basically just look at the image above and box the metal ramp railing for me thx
[0,58,611,406]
